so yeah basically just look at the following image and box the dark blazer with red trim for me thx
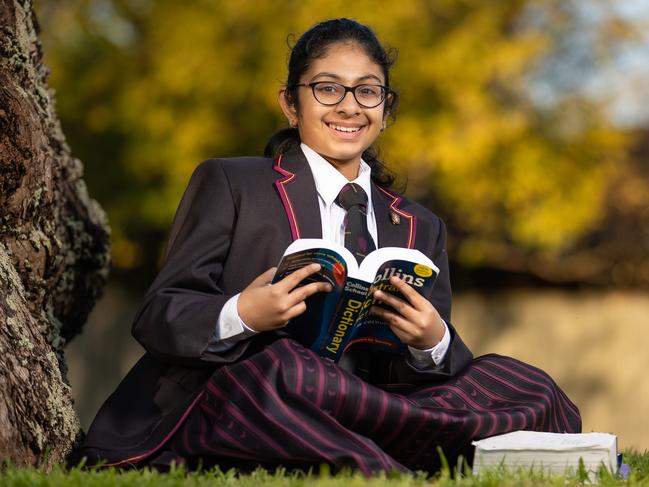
[74,146,473,467]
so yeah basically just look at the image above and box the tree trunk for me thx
[0,0,110,468]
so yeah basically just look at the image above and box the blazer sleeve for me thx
[131,160,252,366]
[383,217,474,384]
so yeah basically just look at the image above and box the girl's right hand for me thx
[237,264,332,332]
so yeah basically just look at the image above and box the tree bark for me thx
[0,0,110,468]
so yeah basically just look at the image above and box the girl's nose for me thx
[336,90,362,114]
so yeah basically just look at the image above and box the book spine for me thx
[314,279,369,361]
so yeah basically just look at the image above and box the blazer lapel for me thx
[273,146,322,240]
[372,184,417,249]
[272,146,415,248]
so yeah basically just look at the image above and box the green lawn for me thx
[1,450,647,486]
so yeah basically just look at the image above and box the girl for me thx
[75,18,580,475]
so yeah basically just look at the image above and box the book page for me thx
[472,431,617,451]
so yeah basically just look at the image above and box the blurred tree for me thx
[0,0,109,467]
[36,0,645,286]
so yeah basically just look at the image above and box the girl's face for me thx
[280,42,388,176]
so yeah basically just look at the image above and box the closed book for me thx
[472,431,617,477]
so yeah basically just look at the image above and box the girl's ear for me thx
[278,88,298,127]
[381,91,395,130]
[384,92,394,117]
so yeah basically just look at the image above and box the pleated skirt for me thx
[154,338,581,475]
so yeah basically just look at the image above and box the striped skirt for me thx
[156,338,581,475]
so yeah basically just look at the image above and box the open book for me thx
[272,239,439,362]
[471,431,618,478]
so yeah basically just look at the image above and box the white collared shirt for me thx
[210,143,450,367]
[299,143,378,246]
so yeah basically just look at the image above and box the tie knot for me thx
[336,183,368,211]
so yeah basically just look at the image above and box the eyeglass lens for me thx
[312,82,385,108]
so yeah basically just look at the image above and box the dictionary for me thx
[272,239,439,362]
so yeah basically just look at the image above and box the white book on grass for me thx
[472,431,617,477]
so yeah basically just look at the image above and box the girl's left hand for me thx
[369,276,445,350]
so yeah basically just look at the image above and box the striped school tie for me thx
[335,183,376,263]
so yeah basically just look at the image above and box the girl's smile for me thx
[325,121,366,139]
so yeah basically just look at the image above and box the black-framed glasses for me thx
[292,81,389,108]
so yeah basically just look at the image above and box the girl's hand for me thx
[238,264,332,332]
[369,276,445,350]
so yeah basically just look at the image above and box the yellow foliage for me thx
[37,0,633,270]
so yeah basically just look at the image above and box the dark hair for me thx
[264,18,399,187]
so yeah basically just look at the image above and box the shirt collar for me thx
[300,143,373,208]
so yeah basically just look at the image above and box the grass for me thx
[1,450,648,486]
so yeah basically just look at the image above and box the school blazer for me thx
[74,146,473,466]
